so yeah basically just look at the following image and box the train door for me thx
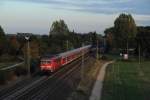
[54,57,61,70]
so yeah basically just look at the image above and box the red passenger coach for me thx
[40,45,91,72]
[61,57,67,65]
[51,56,61,71]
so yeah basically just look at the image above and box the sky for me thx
[0,0,150,35]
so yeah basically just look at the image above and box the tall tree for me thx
[89,31,97,45]
[8,35,20,55]
[114,13,137,51]
[49,19,73,53]
[0,26,6,55]
[136,26,150,57]
[104,27,115,51]
[49,19,69,36]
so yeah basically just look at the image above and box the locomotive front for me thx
[40,58,52,71]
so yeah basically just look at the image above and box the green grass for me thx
[101,60,150,100]
[105,54,121,60]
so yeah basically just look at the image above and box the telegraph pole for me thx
[103,38,106,54]
[25,36,30,77]
[66,40,69,51]
[96,40,99,60]
[127,40,129,55]
[139,44,141,65]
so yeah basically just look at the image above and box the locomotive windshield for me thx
[41,60,51,64]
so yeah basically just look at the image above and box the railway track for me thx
[15,56,90,100]
[0,76,46,100]
[31,58,83,100]
[1,54,91,100]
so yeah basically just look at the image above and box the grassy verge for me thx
[0,64,27,85]
[68,57,106,100]
[101,60,150,100]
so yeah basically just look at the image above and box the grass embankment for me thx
[0,65,27,85]
[101,60,150,100]
[0,61,25,84]
[68,57,106,100]
[0,55,27,84]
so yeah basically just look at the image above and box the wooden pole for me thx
[96,40,99,60]
[139,44,141,65]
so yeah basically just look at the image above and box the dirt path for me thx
[89,61,114,100]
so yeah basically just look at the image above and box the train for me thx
[40,45,91,72]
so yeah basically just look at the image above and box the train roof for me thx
[58,45,91,57]
[41,45,91,60]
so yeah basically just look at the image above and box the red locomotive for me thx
[40,45,91,72]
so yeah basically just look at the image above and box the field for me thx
[101,60,150,100]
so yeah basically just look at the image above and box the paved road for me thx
[89,61,114,100]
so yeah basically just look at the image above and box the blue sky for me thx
[0,0,150,34]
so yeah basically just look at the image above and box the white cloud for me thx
[133,14,150,26]
[58,13,118,34]
[1,0,149,34]
[133,14,150,21]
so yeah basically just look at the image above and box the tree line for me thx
[104,13,150,57]
[0,20,100,61]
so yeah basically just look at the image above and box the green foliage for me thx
[48,20,97,54]
[104,18,150,56]
[0,26,5,37]
[104,27,114,35]
[136,26,150,57]
[16,33,30,55]
[0,25,7,55]
[89,31,98,45]
[0,20,101,58]
[104,14,137,51]
[104,27,115,51]
[114,13,137,48]
[39,35,50,54]
[49,19,69,36]
[48,19,72,53]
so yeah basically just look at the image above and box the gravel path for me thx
[89,61,114,100]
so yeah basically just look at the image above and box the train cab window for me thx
[41,60,51,64]
[47,61,51,64]
[41,61,45,64]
